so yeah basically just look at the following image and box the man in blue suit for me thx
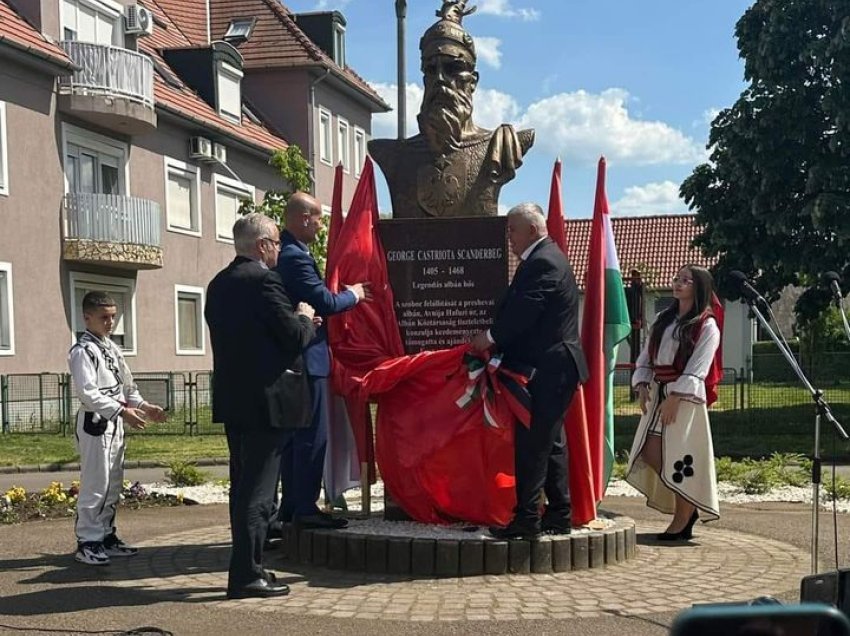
[275,192,371,529]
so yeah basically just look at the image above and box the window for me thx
[0,102,7,196]
[337,117,350,173]
[224,18,255,42]
[333,23,346,67]
[70,272,136,355]
[353,127,366,178]
[62,124,128,195]
[0,262,15,356]
[164,158,200,235]
[318,108,332,165]
[174,285,205,355]
[61,0,122,45]
[217,62,243,124]
[214,174,255,242]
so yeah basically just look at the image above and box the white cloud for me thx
[473,36,503,69]
[313,0,352,8]
[477,0,540,21]
[369,82,423,139]
[519,89,706,166]
[368,82,702,169]
[611,181,689,216]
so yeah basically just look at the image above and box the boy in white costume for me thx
[68,291,167,565]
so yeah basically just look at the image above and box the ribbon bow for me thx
[455,351,534,429]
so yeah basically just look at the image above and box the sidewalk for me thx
[0,495,846,636]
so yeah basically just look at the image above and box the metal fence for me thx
[0,371,220,435]
[3,355,850,459]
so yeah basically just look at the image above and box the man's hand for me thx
[659,395,681,426]
[141,403,168,424]
[470,330,493,353]
[637,384,650,415]
[346,282,373,303]
[312,316,324,327]
[122,407,147,430]
[297,302,316,320]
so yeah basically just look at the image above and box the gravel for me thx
[146,477,850,520]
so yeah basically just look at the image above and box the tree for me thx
[682,0,850,325]
[240,145,329,273]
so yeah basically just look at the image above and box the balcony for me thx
[62,193,163,269]
[57,41,157,134]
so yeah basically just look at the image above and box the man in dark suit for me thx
[205,212,316,599]
[275,192,371,529]
[471,203,588,539]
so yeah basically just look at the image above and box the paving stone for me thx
[589,533,605,568]
[572,534,590,570]
[328,533,347,570]
[508,540,531,574]
[366,536,388,574]
[435,540,460,577]
[531,539,552,573]
[387,537,412,574]
[459,540,484,577]
[411,538,435,576]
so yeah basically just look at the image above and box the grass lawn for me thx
[0,433,229,467]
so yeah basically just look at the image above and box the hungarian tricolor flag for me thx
[579,157,631,497]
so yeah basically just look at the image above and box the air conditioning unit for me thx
[213,143,227,164]
[125,5,154,37]
[189,136,213,160]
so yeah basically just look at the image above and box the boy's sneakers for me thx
[103,534,139,557]
[75,542,110,566]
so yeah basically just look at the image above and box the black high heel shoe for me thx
[657,510,699,541]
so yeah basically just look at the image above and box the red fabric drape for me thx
[705,293,725,407]
[547,159,597,526]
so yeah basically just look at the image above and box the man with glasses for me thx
[274,192,372,531]
[205,212,316,599]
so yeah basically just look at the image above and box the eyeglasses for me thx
[261,237,281,249]
[671,276,694,286]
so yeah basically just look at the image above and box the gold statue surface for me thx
[369,1,535,218]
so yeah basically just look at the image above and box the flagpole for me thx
[395,0,407,140]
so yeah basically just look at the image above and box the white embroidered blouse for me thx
[631,317,721,404]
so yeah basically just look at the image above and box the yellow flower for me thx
[4,486,26,504]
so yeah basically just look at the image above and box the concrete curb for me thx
[278,514,638,577]
[0,457,229,474]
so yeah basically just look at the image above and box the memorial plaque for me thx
[379,217,509,354]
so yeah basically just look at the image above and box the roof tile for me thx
[0,0,73,69]
[564,214,716,290]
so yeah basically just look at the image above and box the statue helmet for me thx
[420,1,477,66]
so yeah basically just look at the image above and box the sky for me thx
[284,0,754,218]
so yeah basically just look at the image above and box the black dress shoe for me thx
[263,570,277,584]
[266,521,284,539]
[294,512,348,529]
[541,512,571,535]
[227,578,290,599]
[488,520,541,540]
[657,510,699,541]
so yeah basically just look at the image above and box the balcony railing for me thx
[58,41,154,107]
[64,193,161,247]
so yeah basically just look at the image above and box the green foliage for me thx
[824,475,850,500]
[682,0,850,327]
[238,145,328,274]
[165,461,209,487]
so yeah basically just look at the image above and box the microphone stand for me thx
[744,297,848,575]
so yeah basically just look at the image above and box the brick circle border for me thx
[279,514,637,576]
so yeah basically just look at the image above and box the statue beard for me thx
[417,84,474,154]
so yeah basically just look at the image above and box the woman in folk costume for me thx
[625,264,724,541]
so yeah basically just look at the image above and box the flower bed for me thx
[1,480,183,524]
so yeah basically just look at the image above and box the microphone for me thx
[823,271,843,304]
[729,270,770,311]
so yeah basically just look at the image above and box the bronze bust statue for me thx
[369,0,535,218]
